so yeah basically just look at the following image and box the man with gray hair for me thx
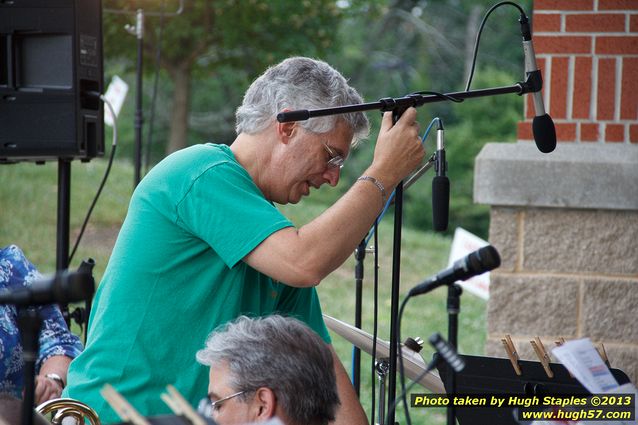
[65,56,425,424]
[196,315,339,425]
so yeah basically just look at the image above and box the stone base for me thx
[474,142,638,384]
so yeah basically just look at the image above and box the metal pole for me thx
[56,159,71,325]
[134,9,144,187]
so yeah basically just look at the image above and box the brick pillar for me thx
[517,0,638,144]
[474,0,638,383]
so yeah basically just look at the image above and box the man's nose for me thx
[323,166,341,187]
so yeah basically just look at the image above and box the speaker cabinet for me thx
[0,0,103,162]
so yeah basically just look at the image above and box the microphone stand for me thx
[447,284,463,425]
[105,1,184,187]
[353,239,366,396]
[18,309,41,425]
[277,76,541,425]
[56,159,72,325]
[387,180,404,425]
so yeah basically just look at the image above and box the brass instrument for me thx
[36,397,101,425]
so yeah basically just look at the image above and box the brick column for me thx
[518,0,638,144]
[474,0,638,383]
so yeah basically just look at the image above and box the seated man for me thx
[196,315,339,425]
[0,245,83,404]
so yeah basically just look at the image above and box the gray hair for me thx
[196,315,340,425]
[236,57,370,145]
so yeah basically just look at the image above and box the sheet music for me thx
[551,338,619,393]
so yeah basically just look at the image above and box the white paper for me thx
[103,75,129,127]
[447,227,491,299]
[552,338,619,393]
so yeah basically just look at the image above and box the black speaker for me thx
[0,0,104,163]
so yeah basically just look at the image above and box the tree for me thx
[103,0,346,155]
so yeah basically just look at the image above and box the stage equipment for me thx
[352,239,366,396]
[464,1,556,154]
[404,246,499,425]
[0,2,104,328]
[386,333,464,425]
[408,245,500,297]
[432,119,449,231]
[436,353,631,425]
[0,0,104,162]
[4,270,96,425]
[279,2,554,422]
[0,269,95,307]
[37,398,101,425]
[520,12,556,153]
[323,314,444,393]
[104,1,184,187]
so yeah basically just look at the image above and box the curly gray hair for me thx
[197,315,340,425]
[235,57,370,145]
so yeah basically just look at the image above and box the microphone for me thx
[520,14,556,153]
[429,333,465,373]
[0,270,95,307]
[432,120,449,232]
[408,245,501,297]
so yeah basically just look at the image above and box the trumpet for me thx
[36,398,101,425]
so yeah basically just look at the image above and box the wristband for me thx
[357,175,386,206]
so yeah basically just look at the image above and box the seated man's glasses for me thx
[198,390,246,417]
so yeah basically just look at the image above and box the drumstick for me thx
[100,384,151,425]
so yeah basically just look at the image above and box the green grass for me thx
[0,158,487,424]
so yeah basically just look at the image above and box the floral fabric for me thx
[0,245,83,397]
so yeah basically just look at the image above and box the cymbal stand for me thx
[375,358,390,425]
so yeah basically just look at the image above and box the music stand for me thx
[436,355,631,425]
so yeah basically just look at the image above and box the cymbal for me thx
[323,315,445,393]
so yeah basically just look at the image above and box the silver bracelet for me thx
[45,373,65,389]
[357,175,386,206]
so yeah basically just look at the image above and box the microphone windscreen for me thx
[473,245,501,272]
[432,176,449,232]
[532,114,557,153]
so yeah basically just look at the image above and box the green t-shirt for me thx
[64,144,330,424]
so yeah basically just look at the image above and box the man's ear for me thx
[252,387,277,421]
[276,109,297,143]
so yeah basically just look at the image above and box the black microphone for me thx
[520,14,556,153]
[432,120,449,232]
[0,270,95,307]
[408,245,501,297]
[429,333,465,373]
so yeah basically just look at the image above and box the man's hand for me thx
[369,107,425,190]
[34,374,63,404]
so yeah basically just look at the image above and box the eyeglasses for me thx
[323,142,345,169]
[198,390,246,416]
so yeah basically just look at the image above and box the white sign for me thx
[448,227,491,300]
[103,75,129,127]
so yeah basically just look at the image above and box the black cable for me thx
[465,1,526,92]
[144,0,167,174]
[370,220,379,425]
[397,295,412,425]
[68,95,119,264]
[387,293,428,425]
[411,90,464,103]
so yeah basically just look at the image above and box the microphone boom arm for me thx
[276,82,537,123]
